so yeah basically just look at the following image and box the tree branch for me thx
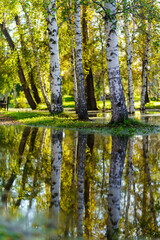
[58,12,74,30]
[92,0,106,12]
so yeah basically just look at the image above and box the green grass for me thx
[2,110,160,137]
[9,94,160,110]
[146,100,160,109]
[62,97,159,110]
[62,99,112,109]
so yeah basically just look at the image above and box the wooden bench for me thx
[0,97,9,111]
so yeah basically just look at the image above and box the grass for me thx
[38,99,159,111]
[61,95,160,110]
[1,110,160,137]
[9,94,160,110]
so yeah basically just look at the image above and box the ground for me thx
[0,114,20,125]
[0,110,160,136]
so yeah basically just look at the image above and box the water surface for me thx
[0,114,160,239]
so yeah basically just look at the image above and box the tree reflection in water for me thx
[0,125,159,239]
[29,128,46,208]
[1,126,31,205]
[50,129,63,233]
[107,136,128,240]
[15,127,38,208]
[77,133,87,238]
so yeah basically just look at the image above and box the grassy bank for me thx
[1,110,160,136]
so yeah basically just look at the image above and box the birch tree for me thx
[99,21,106,111]
[140,21,151,111]
[74,0,88,120]
[47,0,63,113]
[69,5,78,113]
[105,1,128,122]
[92,0,128,122]
[124,2,135,114]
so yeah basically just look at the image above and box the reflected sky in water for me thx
[0,114,160,239]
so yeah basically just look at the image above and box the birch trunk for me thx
[77,133,86,237]
[141,21,151,111]
[107,136,128,239]
[101,40,106,111]
[104,1,128,122]
[99,22,106,111]
[21,3,51,111]
[50,129,63,229]
[75,0,88,120]
[47,1,63,113]
[71,29,78,114]
[124,16,135,114]
[69,3,78,113]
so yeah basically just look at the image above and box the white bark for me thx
[141,21,151,111]
[104,1,128,122]
[124,16,135,114]
[21,2,51,112]
[47,1,63,113]
[50,130,63,227]
[74,0,88,120]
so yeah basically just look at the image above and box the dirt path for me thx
[0,114,20,125]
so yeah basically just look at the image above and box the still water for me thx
[0,115,160,239]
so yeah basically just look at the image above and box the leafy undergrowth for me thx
[2,111,160,136]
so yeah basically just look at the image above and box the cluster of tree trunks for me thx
[3,0,157,121]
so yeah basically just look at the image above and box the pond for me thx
[0,112,160,239]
